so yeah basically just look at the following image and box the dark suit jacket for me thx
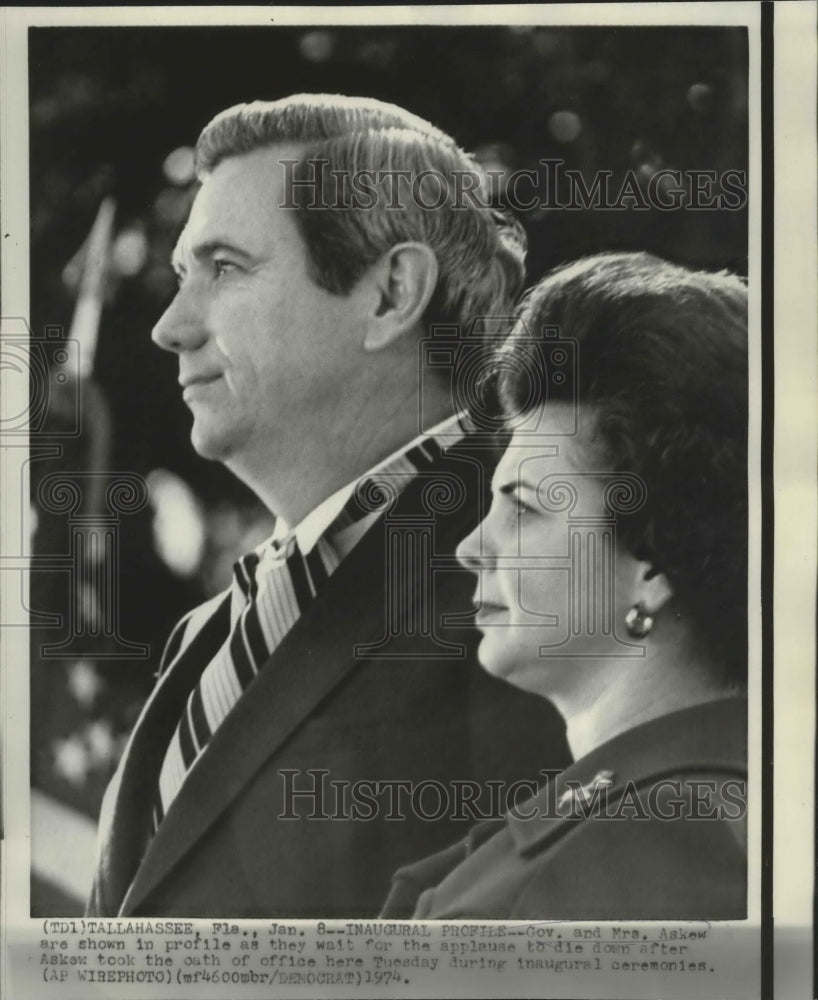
[382,698,747,920]
[87,437,569,917]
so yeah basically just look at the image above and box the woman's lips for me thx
[474,600,507,621]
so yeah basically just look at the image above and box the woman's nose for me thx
[456,521,493,571]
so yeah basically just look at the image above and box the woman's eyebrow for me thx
[497,479,537,495]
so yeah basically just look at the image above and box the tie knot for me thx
[268,530,298,561]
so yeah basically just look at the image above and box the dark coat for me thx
[87,438,569,917]
[382,698,747,920]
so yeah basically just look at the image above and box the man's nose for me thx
[151,289,207,354]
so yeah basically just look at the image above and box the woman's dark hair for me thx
[496,251,748,683]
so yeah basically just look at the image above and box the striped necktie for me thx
[152,430,457,830]
[154,532,319,829]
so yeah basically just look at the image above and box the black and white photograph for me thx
[0,4,814,999]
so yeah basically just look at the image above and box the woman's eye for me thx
[514,496,535,517]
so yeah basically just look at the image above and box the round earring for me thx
[625,604,653,638]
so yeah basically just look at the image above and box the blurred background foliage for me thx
[27,24,747,911]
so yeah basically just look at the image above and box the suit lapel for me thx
[121,443,483,914]
[97,595,230,913]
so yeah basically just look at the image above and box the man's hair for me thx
[195,94,526,329]
[495,251,748,683]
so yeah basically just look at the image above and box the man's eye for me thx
[213,259,237,278]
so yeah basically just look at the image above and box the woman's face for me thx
[456,401,646,702]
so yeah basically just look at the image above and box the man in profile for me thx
[88,94,567,917]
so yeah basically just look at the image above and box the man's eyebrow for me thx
[193,239,254,262]
[171,238,254,272]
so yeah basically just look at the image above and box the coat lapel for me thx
[93,595,231,914]
[121,446,479,914]
[383,698,747,919]
[506,697,748,857]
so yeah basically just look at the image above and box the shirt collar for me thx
[271,412,469,557]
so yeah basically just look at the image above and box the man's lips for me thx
[179,373,221,389]
[180,373,222,399]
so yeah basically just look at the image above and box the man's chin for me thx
[190,424,233,462]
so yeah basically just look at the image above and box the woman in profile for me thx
[383,251,748,920]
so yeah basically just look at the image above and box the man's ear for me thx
[630,561,675,615]
[362,243,439,353]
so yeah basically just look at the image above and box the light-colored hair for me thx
[195,94,526,329]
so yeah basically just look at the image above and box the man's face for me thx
[152,146,366,469]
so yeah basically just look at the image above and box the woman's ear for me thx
[631,561,675,615]
[362,242,439,353]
